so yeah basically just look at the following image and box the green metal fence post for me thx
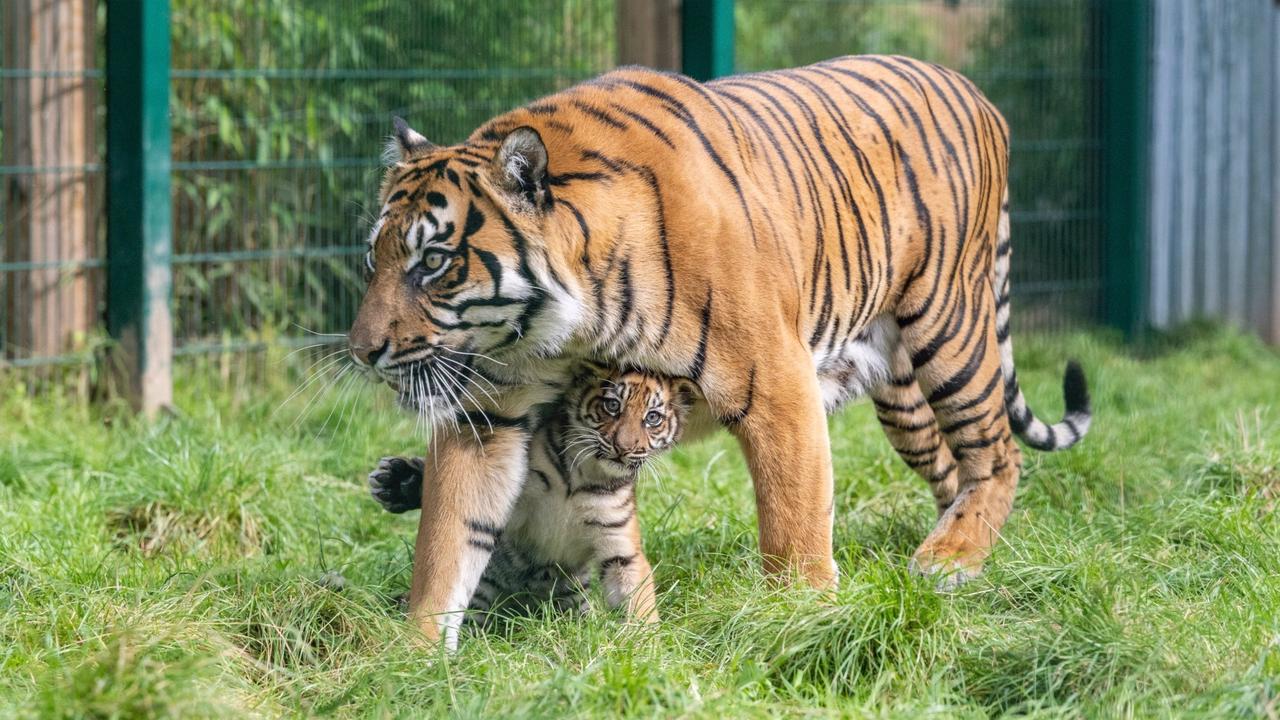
[681,0,734,80]
[106,0,173,414]
[1099,0,1152,338]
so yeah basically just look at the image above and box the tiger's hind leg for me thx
[870,344,959,517]
[897,281,1021,588]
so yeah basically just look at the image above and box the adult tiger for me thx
[347,55,1092,648]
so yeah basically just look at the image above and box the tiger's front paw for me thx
[368,456,425,513]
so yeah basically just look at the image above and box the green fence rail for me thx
[2,0,1143,391]
[107,0,173,412]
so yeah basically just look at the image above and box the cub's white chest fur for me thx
[507,488,586,569]
[502,429,635,571]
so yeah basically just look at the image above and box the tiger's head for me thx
[347,118,578,413]
[564,364,696,477]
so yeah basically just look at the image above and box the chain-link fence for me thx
[167,0,615,357]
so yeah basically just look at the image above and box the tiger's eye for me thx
[424,251,446,271]
[602,398,621,415]
[644,410,664,427]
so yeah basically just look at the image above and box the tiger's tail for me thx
[993,188,1092,451]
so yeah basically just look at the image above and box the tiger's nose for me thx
[351,339,390,367]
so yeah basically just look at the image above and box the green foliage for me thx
[969,0,1102,325]
[160,0,1108,351]
[736,2,945,71]
[2,327,1279,717]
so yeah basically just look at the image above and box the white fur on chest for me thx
[506,486,606,570]
[502,430,633,571]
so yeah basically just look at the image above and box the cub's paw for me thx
[368,456,425,513]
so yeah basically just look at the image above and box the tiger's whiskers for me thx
[440,345,508,368]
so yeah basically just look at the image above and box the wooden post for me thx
[617,0,681,71]
[106,0,173,415]
[1,0,98,364]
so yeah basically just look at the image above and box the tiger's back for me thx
[470,55,1008,364]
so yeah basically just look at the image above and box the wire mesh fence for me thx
[3,0,1116,377]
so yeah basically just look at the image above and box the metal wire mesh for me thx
[736,0,1104,332]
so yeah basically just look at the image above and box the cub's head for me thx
[347,118,564,411]
[565,364,696,475]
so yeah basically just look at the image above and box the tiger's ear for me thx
[385,116,434,164]
[492,126,549,210]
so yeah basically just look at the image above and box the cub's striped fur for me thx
[347,55,1093,646]
[368,364,694,624]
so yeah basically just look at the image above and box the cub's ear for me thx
[674,378,701,407]
[385,116,434,164]
[492,126,549,210]
[575,359,613,382]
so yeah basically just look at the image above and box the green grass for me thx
[2,324,1279,718]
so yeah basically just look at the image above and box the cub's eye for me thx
[423,251,447,271]
[644,410,665,428]
[602,398,621,416]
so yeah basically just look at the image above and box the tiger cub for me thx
[369,364,694,624]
